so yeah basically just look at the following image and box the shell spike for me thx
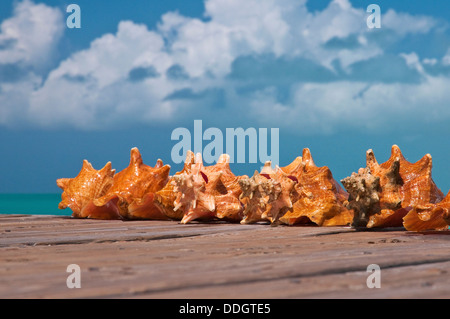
[129,147,143,166]
[366,149,378,167]
[302,148,315,167]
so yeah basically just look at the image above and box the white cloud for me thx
[29,21,175,129]
[423,58,438,66]
[382,9,437,36]
[0,0,63,127]
[244,74,450,134]
[400,52,425,74]
[0,72,42,127]
[0,0,63,70]
[1,0,449,133]
[443,48,450,66]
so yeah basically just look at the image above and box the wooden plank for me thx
[135,260,450,299]
[0,214,449,299]
[0,215,352,247]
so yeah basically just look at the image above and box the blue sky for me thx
[1,0,450,194]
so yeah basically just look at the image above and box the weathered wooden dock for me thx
[0,214,449,299]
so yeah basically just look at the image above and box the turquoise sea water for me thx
[0,194,71,216]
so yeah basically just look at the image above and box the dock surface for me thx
[1,214,449,298]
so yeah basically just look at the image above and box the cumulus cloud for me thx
[0,0,63,69]
[0,0,63,127]
[1,0,450,133]
[382,9,437,36]
[28,21,176,129]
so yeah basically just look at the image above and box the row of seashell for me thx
[57,145,450,232]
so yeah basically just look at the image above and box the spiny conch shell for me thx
[56,160,117,219]
[340,167,382,228]
[341,145,444,228]
[91,147,171,220]
[204,153,247,222]
[403,191,450,231]
[279,148,353,226]
[172,153,215,224]
[153,151,196,220]
[171,153,246,224]
[239,162,297,225]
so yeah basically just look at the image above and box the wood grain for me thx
[0,214,449,298]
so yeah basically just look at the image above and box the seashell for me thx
[342,145,444,228]
[239,163,297,225]
[155,152,246,224]
[172,153,216,224]
[154,151,196,220]
[403,191,450,231]
[56,160,117,219]
[280,148,353,226]
[340,167,384,228]
[367,145,444,207]
[57,144,448,231]
[204,153,246,222]
[91,147,171,220]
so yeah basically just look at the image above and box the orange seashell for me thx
[280,149,353,226]
[172,153,216,223]
[403,191,450,231]
[155,152,246,223]
[368,145,444,207]
[154,151,196,220]
[342,145,444,228]
[203,154,246,222]
[239,163,297,225]
[56,160,117,219]
[91,147,171,220]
